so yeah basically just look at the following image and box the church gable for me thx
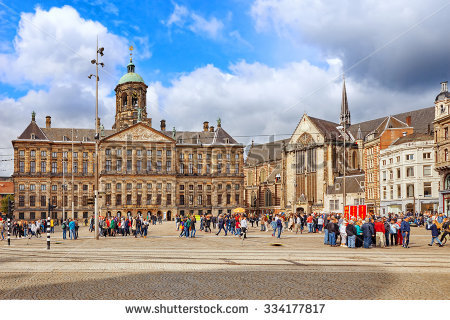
[103,123,174,143]
[289,115,325,145]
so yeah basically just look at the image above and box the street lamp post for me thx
[89,38,104,240]
[71,128,74,220]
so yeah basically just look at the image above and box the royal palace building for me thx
[12,57,244,221]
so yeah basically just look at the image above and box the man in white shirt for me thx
[240,216,248,239]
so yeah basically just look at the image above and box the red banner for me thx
[344,205,350,219]
[350,205,358,219]
[358,205,367,219]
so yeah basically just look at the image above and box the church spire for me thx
[340,75,351,128]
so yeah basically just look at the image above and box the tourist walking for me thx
[240,215,248,239]
[361,218,374,248]
[400,217,411,248]
[61,220,67,240]
[440,217,450,243]
[374,218,385,247]
[69,219,76,240]
[276,217,283,238]
[427,220,444,247]
[215,215,227,236]
[346,220,357,248]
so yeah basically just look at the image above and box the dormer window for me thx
[31,133,36,139]
[441,105,445,114]
[335,183,340,190]
[63,136,69,141]
[225,138,230,144]
[83,137,88,142]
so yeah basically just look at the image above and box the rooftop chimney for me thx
[46,116,51,128]
[160,119,166,131]
[203,121,209,132]
[209,126,215,132]
[406,115,411,127]
[441,81,448,93]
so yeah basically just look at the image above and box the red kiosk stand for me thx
[344,205,367,220]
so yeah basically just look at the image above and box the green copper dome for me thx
[118,62,144,85]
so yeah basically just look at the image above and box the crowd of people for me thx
[320,212,449,249]
[0,218,56,240]
[88,216,150,238]
[175,213,249,239]
[1,210,448,248]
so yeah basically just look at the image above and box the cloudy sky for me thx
[1,0,450,175]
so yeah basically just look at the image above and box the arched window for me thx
[247,170,254,185]
[122,94,127,108]
[260,169,267,183]
[251,191,257,208]
[132,96,138,107]
[352,151,358,169]
[445,175,450,190]
[264,189,272,207]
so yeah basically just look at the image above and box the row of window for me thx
[18,160,91,174]
[19,150,90,159]
[17,212,89,220]
[382,165,432,181]
[103,182,240,191]
[19,183,91,192]
[19,192,241,208]
[105,148,240,160]
[18,195,91,207]
[382,182,432,200]
[381,152,431,166]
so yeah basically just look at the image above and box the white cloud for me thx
[150,59,436,148]
[250,0,450,88]
[189,13,224,39]
[0,5,128,87]
[165,3,224,39]
[166,3,189,27]
[0,5,129,175]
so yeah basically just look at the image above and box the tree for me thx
[1,194,14,214]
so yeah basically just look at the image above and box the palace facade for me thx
[12,58,244,221]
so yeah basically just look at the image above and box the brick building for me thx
[244,139,287,215]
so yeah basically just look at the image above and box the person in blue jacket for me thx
[361,218,374,248]
[400,217,411,248]
[427,220,444,247]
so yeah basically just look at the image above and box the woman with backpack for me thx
[61,220,67,240]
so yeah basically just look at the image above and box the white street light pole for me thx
[90,37,104,240]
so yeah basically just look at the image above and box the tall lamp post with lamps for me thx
[89,39,104,240]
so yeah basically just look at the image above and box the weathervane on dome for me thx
[129,45,133,63]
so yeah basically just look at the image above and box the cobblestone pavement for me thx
[1,222,449,299]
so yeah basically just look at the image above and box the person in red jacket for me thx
[374,218,386,247]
